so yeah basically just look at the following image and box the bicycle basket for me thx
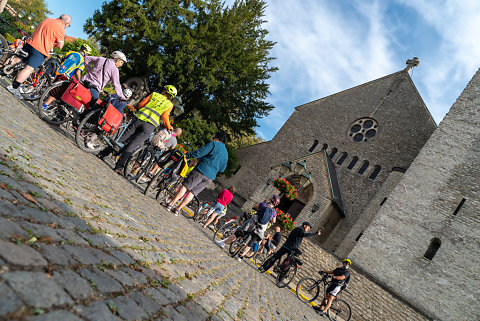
[60,77,91,110]
[98,104,123,135]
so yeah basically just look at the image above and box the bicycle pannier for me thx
[60,77,92,110]
[98,104,123,135]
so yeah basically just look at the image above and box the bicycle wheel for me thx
[37,80,73,125]
[276,263,297,288]
[123,145,152,180]
[75,109,107,153]
[144,170,164,197]
[229,237,246,257]
[156,177,180,203]
[0,35,8,64]
[20,71,50,101]
[213,221,236,242]
[327,299,352,321]
[296,277,320,303]
[181,195,199,219]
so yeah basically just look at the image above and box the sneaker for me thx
[236,256,243,262]
[7,85,23,99]
[215,240,225,249]
[313,306,324,316]
[257,267,266,273]
[86,141,96,149]
[42,104,49,110]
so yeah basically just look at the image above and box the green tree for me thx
[53,38,100,57]
[84,0,277,136]
[7,0,51,26]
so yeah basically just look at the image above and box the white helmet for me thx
[123,88,133,98]
[111,50,127,63]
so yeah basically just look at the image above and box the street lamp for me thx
[308,202,320,218]
[278,162,292,177]
[299,171,312,188]
[294,160,307,175]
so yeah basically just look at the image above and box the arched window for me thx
[336,152,348,165]
[321,144,328,151]
[329,148,338,159]
[347,156,358,170]
[424,238,441,260]
[358,160,369,174]
[369,165,381,179]
[309,140,319,152]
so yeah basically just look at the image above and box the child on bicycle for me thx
[261,226,282,256]
[202,186,236,229]
[313,259,352,316]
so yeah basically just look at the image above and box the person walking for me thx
[7,14,71,99]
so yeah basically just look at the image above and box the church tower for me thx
[349,69,480,320]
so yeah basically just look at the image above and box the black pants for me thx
[99,118,155,170]
[261,246,291,271]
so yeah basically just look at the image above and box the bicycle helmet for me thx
[213,131,227,144]
[164,85,177,98]
[302,221,312,228]
[123,88,133,98]
[343,258,352,265]
[111,50,127,63]
[270,194,281,206]
[80,43,92,55]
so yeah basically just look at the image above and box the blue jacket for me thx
[186,141,228,180]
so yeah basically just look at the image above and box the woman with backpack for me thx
[215,195,280,262]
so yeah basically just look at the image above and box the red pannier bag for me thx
[60,77,92,110]
[98,103,123,136]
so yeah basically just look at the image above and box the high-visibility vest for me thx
[137,92,173,127]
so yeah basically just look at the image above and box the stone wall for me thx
[349,69,480,321]
[286,236,432,321]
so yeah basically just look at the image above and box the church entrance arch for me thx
[276,174,314,221]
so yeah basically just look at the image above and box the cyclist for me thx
[313,259,352,316]
[215,195,280,262]
[41,44,92,111]
[202,186,236,229]
[7,14,71,99]
[97,85,178,173]
[164,131,229,216]
[259,221,321,273]
[82,50,128,113]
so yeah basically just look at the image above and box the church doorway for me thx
[277,196,305,221]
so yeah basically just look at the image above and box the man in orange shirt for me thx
[7,14,71,99]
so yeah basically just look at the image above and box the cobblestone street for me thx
[0,86,321,321]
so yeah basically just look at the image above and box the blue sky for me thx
[46,0,480,140]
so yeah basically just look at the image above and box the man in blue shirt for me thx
[164,131,228,216]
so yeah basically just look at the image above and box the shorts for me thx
[211,202,225,216]
[326,284,342,297]
[21,43,46,69]
[182,169,212,196]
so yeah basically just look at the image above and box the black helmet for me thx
[270,194,281,206]
[302,221,312,228]
[214,131,227,144]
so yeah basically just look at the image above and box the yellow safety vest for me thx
[137,92,173,127]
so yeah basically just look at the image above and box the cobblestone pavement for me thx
[0,86,321,321]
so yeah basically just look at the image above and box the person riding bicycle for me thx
[215,195,280,261]
[202,186,236,229]
[41,43,92,111]
[98,85,178,173]
[82,50,128,113]
[7,14,71,99]
[259,221,321,273]
[164,131,229,216]
[313,259,352,316]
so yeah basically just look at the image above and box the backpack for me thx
[256,205,275,225]
[151,128,171,149]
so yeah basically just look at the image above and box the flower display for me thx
[176,144,187,154]
[273,178,298,200]
[275,209,295,231]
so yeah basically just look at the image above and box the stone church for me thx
[218,58,437,257]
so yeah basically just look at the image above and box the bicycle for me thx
[296,272,352,321]
[228,226,260,259]
[212,211,252,242]
[273,248,303,288]
[194,202,228,229]
[19,53,62,101]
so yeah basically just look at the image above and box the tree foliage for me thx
[7,0,51,26]
[84,0,277,136]
[53,38,100,57]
